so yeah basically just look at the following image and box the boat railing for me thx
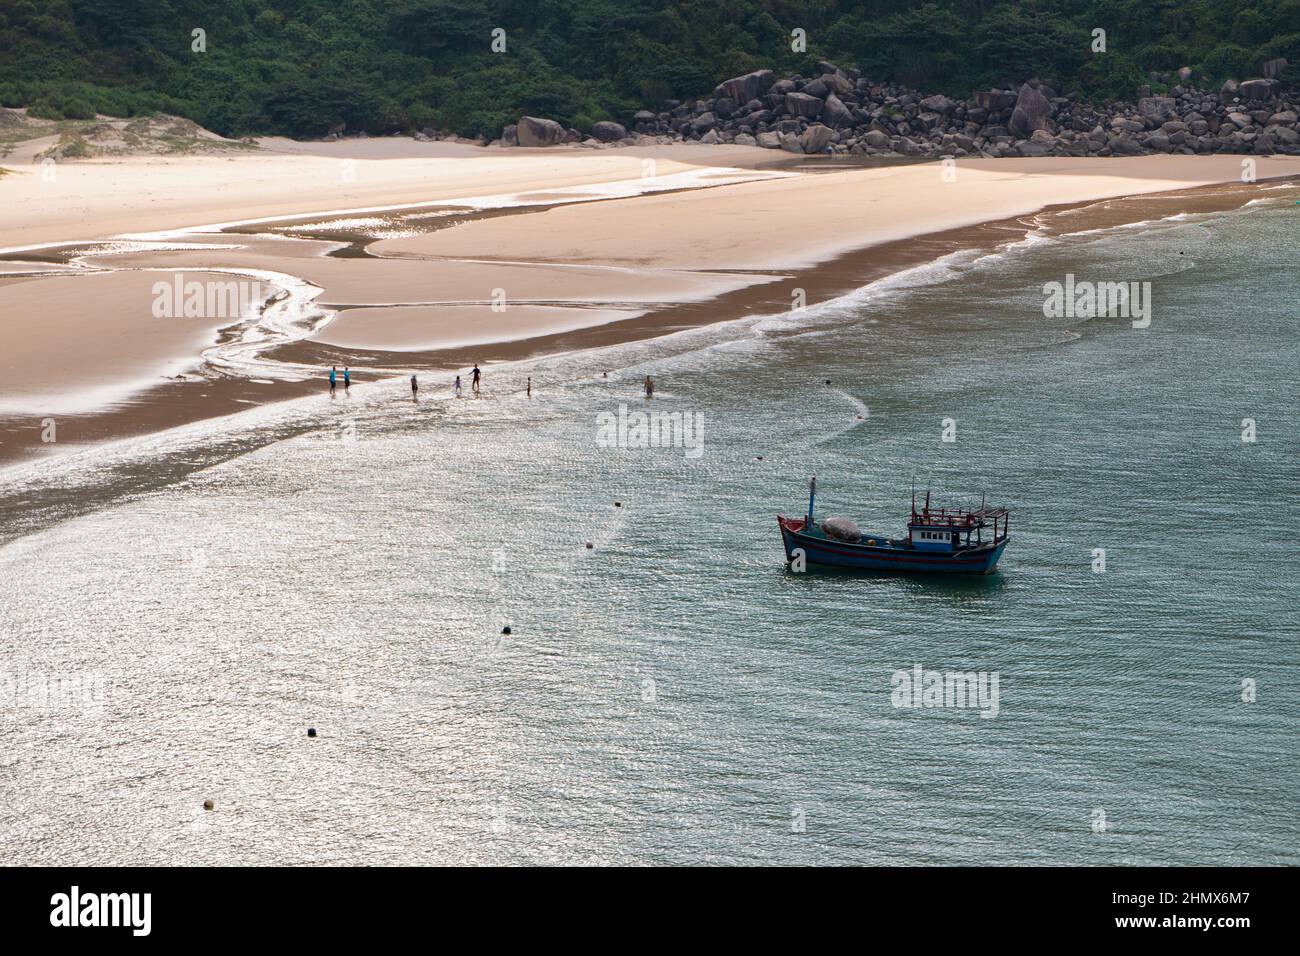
[910,507,1009,524]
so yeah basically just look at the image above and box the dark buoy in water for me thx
[203,799,214,811]
[614,501,622,507]
[502,625,512,635]
[307,728,317,738]
[585,541,594,549]
[756,455,764,461]
[824,379,831,384]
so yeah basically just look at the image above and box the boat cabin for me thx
[907,493,1009,553]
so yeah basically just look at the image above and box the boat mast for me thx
[807,475,817,528]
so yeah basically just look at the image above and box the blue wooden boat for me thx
[778,477,1009,574]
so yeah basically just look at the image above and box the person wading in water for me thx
[329,366,337,397]
[471,364,481,394]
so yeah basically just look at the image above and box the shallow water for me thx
[1,193,1297,864]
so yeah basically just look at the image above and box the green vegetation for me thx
[51,132,91,157]
[1,1,1297,138]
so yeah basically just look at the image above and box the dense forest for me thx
[1,0,1297,138]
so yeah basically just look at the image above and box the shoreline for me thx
[1,151,1298,470]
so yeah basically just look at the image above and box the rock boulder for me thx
[516,116,565,147]
[591,121,627,142]
[1239,78,1280,101]
[800,123,833,153]
[821,93,853,127]
[1009,83,1052,137]
[1138,96,1177,123]
[785,92,825,118]
[974,91,1018,111]
[716,69,775,104]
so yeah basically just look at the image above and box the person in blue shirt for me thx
[329,366,337,396]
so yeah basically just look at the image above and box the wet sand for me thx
[0,270,264,414]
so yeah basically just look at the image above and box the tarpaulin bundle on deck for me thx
[821,516,862,542]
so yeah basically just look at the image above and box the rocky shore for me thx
[494,59,1300,158]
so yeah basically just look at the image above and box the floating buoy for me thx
[502,625,512,635]
[614,501,621,507]
[585,541,594,549]
[203,799,214,811]
[824,379,831,384]
[307,728,317,738]
[756,455,764,461]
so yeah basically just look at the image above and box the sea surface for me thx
[1,189,1297,865]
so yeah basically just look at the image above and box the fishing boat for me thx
[777,477,1009,574]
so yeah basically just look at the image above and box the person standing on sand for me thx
[329,366,337,397]
[454,375,462,397]
[644,375,654,399]
[343,367,351,393]
[471,364,481,394]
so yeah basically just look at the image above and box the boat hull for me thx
[779,517,1008,574]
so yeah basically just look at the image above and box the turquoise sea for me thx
[1,189,1296,864]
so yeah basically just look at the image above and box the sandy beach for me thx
[2,136,1298,465]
